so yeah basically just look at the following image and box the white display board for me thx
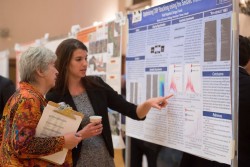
[44,38,67,53]
[0,50,10,78]
[126,0,234,165]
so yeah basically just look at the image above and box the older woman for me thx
[0,47,86,166]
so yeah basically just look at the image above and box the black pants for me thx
[130,138,162,167]
[180,153,230,167]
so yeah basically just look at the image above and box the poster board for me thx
[0,50,10,78]
[44,38,67,52]
[126,0,234,164]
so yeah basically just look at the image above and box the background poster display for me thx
[44,38,67,52]
[126,0,233,164]
[0,50,10,78]
[77,21,125,149]
[77,21,122,93]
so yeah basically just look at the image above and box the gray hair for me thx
[19,46,57,83]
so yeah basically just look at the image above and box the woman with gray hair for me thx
[0,46,92,166]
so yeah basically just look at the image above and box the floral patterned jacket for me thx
[0,82,72,167]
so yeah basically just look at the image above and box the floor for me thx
[114,149,125,167]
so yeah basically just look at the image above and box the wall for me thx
[239,13,250,37]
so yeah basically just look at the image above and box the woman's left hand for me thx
[149,94,173,110]
[136,94,173,119]
[76,122,103,140]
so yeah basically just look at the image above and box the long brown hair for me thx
[54,38,88,93]
[54,38,105,94]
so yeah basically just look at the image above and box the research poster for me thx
[126,0,233,164]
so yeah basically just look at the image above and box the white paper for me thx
[35,102,83,165]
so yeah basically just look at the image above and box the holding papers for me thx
[35,101,83,165]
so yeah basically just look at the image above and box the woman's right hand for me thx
[77,122,103,140]
[64,132,83,149]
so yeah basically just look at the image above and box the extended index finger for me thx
[164,94,174,100]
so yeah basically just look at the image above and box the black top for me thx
[0,76,15,119]
[46,76,143,166]
[238,67,250,166]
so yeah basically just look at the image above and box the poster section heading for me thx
[128,0,232,29]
